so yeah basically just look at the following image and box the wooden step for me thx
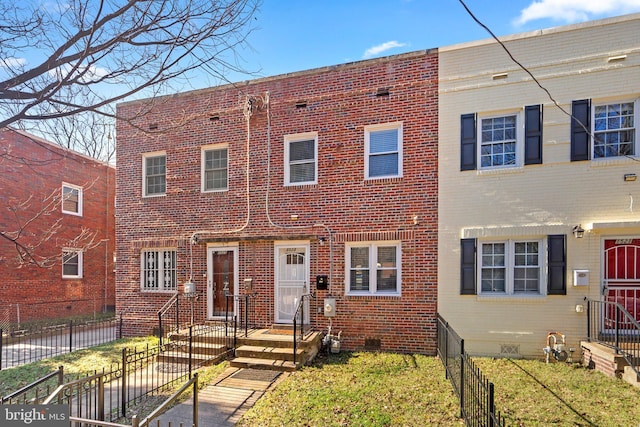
[230,356,299,372]
[235,345,304,362]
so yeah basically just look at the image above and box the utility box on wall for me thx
[573,270,589,286]
[324,298,336,317]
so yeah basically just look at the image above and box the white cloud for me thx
[48,63,110,83]
[514,0,640,26]
[363,41,407,59]
[1,57,27,68]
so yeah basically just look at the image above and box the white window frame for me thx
[592,98,638,159]
[201,144,229,192]
[140,248,177,292]
[284,132,317,185]
[142,151,166,197]
[62,249,83,279]
[477,239,546,296]
[365,122,403,179]
[61,183,83,216]
[477,111,523,170]
[345,241,401,296]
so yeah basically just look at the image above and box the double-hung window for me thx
[202,145,228,191]
[365,123,402,179]
[346,242,401,295]
[62,183,83,216]
[141,249,177,291]
[479,240,543,295]
[593,101,636,158]
[285,133,317,185]
[480,115,518,168]
[62,249,83,278]
[143,153,166,197]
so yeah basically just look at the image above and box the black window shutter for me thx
[460,113,477,171]
[547,234,566,295]
[460,238,477,295]
[524,105,543,165]
[571,99,591,161]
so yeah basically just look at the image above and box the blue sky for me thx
[192,0,640,89]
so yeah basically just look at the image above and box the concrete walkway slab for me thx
[154,367,286,427]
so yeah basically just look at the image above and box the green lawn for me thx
[2,340,638,426]
[238,352,640,427]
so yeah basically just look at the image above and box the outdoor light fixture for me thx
[624,173,637,182]
[572,225,585,239]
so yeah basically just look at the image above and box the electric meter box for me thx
[324,298,336,317]
[573,270,589,287]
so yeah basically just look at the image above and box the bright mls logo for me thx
[2,405,68,427]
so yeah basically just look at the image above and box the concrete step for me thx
[622,365,640,388]
[230,356,299,372]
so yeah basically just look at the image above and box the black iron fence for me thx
[585,297,640,377]
[0,316,121,370]
[437,314,509,427]
[1,320,230,424]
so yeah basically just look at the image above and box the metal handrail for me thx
[1,366,64,404]
[157,292,179,345]
[585,297,640,378]
[293,293,313,365]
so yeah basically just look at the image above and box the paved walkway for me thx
[154,367,287,427]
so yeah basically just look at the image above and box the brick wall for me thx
[0,129,115,324]
[116,50,439,354]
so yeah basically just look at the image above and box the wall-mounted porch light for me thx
[572,225,585,239]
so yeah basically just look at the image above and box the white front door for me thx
[274,242,310,324]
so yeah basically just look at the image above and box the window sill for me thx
[346,292,401,298]
[589,156,638,168]
[476,166,524,176]
[141,289,178,293]
[476,293,547,302]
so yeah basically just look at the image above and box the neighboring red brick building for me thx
[0,128,115,325]
[115,50,438,353]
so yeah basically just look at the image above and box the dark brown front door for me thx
[211,250,233,317]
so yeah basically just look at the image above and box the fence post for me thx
[193,373,199,427]
[69,320,73,353]
[121,347,127,418]
[586,299,591,341]
[0,328,3,370]
[98,375,105,421]
[131,414,139,427]
[459,339,465,420]
[58,365,64,385]
[488,381,495,427]
[188,325,193,378]
[444,319,449,380]
[615,305,620,353]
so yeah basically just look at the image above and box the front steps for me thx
[157,326,229,366]
[157,324,323,372]
[581,341,640,387]
[231,328,323,372]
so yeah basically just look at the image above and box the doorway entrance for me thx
[274,242,310,324]
[207,245,238,319]
[603,238,640,327]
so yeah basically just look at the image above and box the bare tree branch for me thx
[0,0,259,129]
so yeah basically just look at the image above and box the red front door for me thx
[603,238,640,327]
[211,250,233,317]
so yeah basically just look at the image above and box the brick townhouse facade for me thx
[0,128,115,324]
[116,49,439,353]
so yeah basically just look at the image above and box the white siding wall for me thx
[438,14,640,358]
